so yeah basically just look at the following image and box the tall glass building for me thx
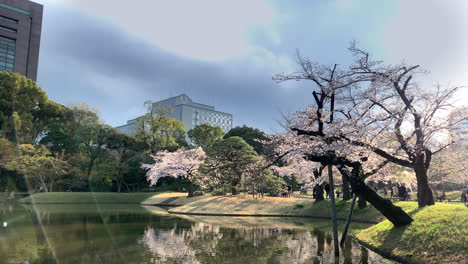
[0,0,43,81]
[117,94,233,136]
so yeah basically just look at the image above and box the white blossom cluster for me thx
[141,147,206,186]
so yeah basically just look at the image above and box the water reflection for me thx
[0,203,393,264]
[141,222,388,264]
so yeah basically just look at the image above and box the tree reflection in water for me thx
[142,224,382,264]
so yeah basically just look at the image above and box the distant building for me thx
[0,0,43,81]
[116,94,233,136]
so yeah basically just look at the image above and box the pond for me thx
[0,202,394,264]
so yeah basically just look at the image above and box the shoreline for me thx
[167,210,378,224]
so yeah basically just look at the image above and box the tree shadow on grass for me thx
[375,206,424,258]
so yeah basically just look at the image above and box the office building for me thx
[0,0,43,81]
[117,94,233,135]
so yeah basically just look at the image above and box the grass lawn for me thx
[356,203,468,264]
[445,190,462,201]
[168,195,418,224]
[140,193,210,206]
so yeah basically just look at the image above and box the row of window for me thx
[0,52,14,59]
[0,36,15,72]
[0,15,18,24]
[0,66,13,72]
[0,61,13,67]
[0,24,16,33]
[0,42,15,50]
[0,3,31,16]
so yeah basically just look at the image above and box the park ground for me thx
[16,191,468,264]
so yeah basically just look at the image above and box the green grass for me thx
[20,192,162,204]
[140,193,211,206]
[19,192,209,207]
[168,195,406,224]
[445,190,462,201]
[21,203,151,215]
[356,203,468,264]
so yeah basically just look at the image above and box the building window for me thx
[0,15,18,24]
[0,3,31,16]
[0,36,15,72]
[0,25,16,33]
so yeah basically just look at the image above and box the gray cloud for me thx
[37,4,313,133]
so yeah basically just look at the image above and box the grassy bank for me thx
[140,192,210,206]
[20,192,166,204]
[356,203,468,264]
[19,192,209,206]
[168,195,419,223]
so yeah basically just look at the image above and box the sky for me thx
[34,0,468,133]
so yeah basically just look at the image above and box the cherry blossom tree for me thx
[271,50,413,226]
[271,157,327,200]
[274,44,467,208]
[334,44,468,206]
[427,143,468,189]
[142,147,205,197]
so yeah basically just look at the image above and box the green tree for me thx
[39,103,103,191]
[136,101,186,153]
[39,104,97,154]
[187,123,224,149]
[0,137,18,191]
[243,161,286,198]
[0,72,63,144]
[77,123,120,178]
[4,144,68,192]
[200,136,258,194]
[107,133,148,192]
[223,125,269,154]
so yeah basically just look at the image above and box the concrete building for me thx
[116,94,233,136]
[0,0,43,81]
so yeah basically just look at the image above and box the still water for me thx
[0,202,393,264]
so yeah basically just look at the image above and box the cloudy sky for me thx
[34,0,468,133]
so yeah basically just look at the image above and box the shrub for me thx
[193,191,204,196]
[211,190,225,196]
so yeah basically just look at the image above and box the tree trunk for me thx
[313,167,325,201]
[337,165,413,227]
[231,178,239,195]
[414,162,435,207]
[342,175,351,200]
[358,183,412,226]
[357,194,367,209]
[314,185,324,201]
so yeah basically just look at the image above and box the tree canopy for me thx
[200,136,258,195]
[136,101,187,154]
[0,72,64,144]
[187,123,224,149]
[223,125,269,154]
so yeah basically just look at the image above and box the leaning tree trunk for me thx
[337,165,413,227]
[358,184,412,226]
[414,160,435,207]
